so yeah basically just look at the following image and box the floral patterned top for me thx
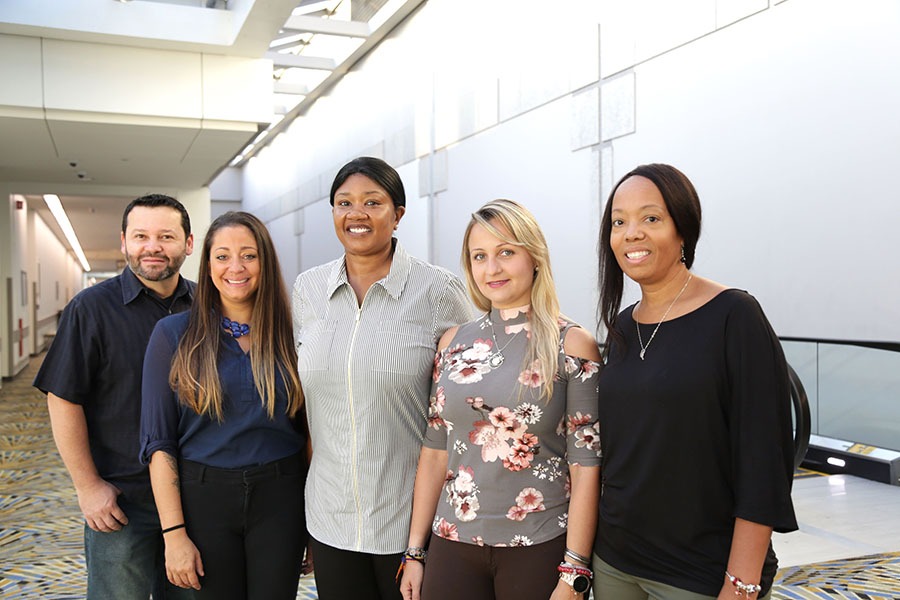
[423,306,602,548]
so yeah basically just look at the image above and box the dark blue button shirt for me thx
[33,268,194,502]
[140,311,304,468]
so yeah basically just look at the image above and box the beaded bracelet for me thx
[725,571,762,597]
[395,547,428,583]
[404,547,427,562]
[557,562,593,578]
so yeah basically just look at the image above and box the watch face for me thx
[573,574,591,594]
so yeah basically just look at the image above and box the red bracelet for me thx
[558,562,593,577]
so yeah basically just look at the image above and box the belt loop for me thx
[199,465,207,484]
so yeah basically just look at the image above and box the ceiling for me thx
[1,0,419,272]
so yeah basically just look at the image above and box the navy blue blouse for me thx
[140,311,304,468]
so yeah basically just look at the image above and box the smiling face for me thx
[332,174,405,259]
[208,225,260,313]
[609,175,684,286]
[121,206,193,287]
[467,219,536,310]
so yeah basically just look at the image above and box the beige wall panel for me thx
[201,54,274,124]
[42,39,202,119]
[0,35,43,108]
[716,0,769,28]
[0,115,59,176]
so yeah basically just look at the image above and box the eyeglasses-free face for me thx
[332,174,405,260]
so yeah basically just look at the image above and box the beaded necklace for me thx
[222,316,251,338]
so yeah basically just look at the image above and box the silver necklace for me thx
[636,273,693,361]
[488,317,523,368]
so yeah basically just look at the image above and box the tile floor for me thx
[2,353,899,598]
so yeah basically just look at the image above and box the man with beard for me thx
[34,194,195,599]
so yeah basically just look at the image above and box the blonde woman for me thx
[400,199,602,600]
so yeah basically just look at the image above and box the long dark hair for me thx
[169,211,303,420]
[598,163,702,351]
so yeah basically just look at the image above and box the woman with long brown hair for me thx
[141,211,307,599]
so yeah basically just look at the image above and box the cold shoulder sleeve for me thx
[724,293,798,533]
[423,346,451,451]
[561,352,603,466]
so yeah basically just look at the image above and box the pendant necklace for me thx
[636,273,692,360]
[488,318,523,368]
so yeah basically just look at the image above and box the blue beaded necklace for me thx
[222,316,251,338]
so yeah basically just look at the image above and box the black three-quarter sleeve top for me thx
[594,289,798,597]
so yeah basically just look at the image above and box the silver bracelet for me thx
[565,548,591,565]
[725,571,762,596]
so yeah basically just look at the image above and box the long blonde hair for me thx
[169,211,303,421]
[461,199,561,400]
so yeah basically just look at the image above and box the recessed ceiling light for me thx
[43,194,92,272]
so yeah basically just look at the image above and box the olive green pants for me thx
[592,556,771,600]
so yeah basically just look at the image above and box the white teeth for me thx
[626,251,649,259]
[348,227,370,233]
[226,278,249,284]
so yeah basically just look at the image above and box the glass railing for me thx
[782,338,900,453]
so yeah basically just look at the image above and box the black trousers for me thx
[421,533,566,600]
[180,453,308,600]
[310,537,403,600]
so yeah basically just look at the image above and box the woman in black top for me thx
[594,164,798,599]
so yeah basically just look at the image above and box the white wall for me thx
[602,0,900,343]
[1,193,35,376]
[236,0,900,343]
[31,208,77,349]
[174,187,212,282]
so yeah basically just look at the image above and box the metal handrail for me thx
[788,363,811,469]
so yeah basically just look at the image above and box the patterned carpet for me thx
[0,354,317,600]
[1,353,898,599]
[776,553,900,599]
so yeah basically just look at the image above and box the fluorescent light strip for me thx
[43,194,92,272]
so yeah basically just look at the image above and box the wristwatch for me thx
[559,570,591,594]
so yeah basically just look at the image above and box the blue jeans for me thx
[83,494,194,600]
